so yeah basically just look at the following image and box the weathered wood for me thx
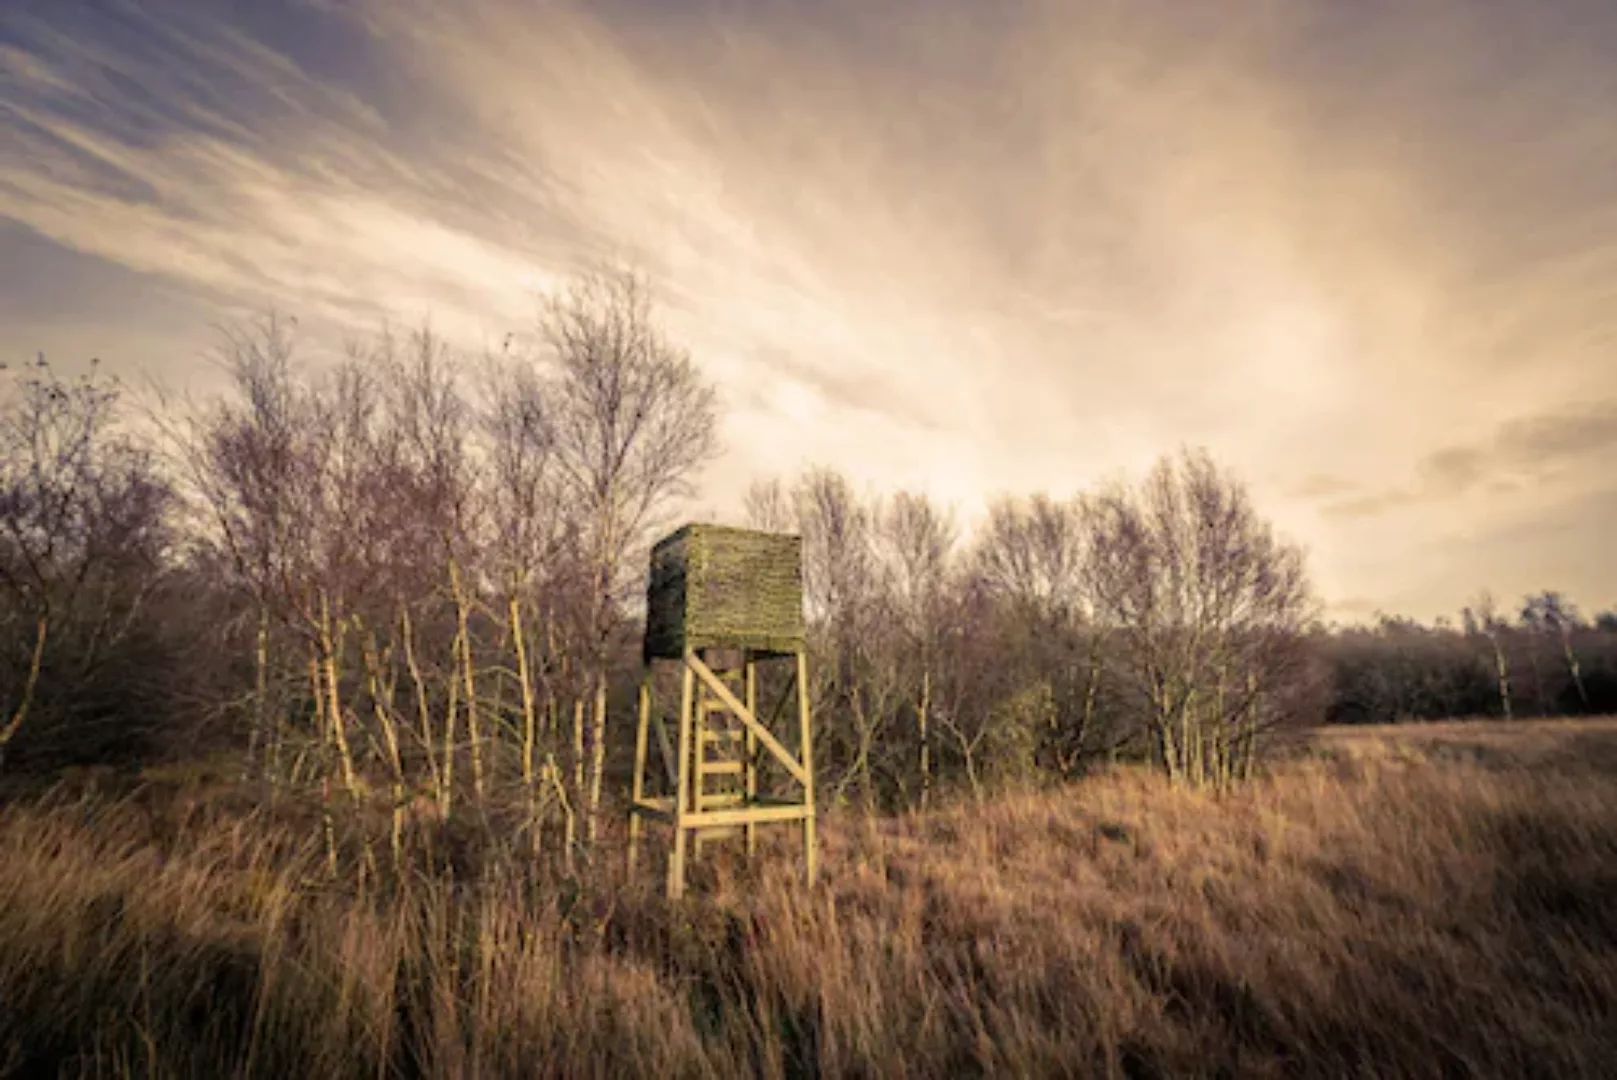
[693,672,717,860]
[632,681,650,800]
[669,658,695,899]
[684,803,814,828]
[628,525,816,897]
[630,797,675,824]
[653,714,678,789]
[644,525,805,660]
[798,649,818,884]
[627,650,818,896]
[688,651,810,787]
[628,677,651,875]
[634,795,808,828]
[745,654,759,857]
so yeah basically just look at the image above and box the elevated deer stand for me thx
[627,525,817,899]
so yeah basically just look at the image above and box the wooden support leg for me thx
[628,674,650,877]
[797,650,817,885]
[669,654,696,900]
[745,652,758,858]
[693,675,709,861]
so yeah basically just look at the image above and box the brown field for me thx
[3,720,1616,1079]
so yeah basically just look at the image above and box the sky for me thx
[3,0,1616,624]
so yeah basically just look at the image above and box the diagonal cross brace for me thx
[653,714,678,789]
[687,651,810,788]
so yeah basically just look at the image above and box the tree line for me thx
[3,267,1612,870]
[1322,597,1617,725]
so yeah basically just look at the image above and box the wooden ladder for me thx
[627,647,817,899]
[693,673,751,856]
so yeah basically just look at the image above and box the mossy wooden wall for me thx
[644,524,805,661]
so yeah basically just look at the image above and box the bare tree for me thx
[1080,448,1316,789]
[175,319,426,867]
[975,494,1086,618]
[875,491,958,809]
[971,493,1115,777]
[1462,593,1514,721]
[749,473,974,809]
[1522,591,1588,714]
[373,329,487,813]
[536,266,719,845]
[1516,598,1556,718]
[790,469,892,811]
[477,347,584,857]
[0,356,173,772]
[171,315,312,781]
[743,477,797,535]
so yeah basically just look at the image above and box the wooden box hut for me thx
[643,523,805,662]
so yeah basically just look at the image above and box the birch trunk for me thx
[1561,625,1590,711]
[449,560,484,802]
[440,630,461,821]
[245,606,268,782]
[586,676,608,845]
[510,594,542,854]
[0,616,48,774]
[318,592,360,801]
[1487,630,1514,721]
[400,603,443,808]
[360,628,407,868]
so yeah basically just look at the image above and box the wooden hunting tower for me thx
[628,524,817,898]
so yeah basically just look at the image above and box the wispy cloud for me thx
[3,0,1617,616]
[1324,398,1617,519]
[1287,473,1361,501]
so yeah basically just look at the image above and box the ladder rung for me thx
[700,760,744,774]
[702,729,744,742]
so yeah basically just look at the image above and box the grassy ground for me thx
[2,720,1615,1078]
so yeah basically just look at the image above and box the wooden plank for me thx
[629,797,675,824]
[747,795,806,808]
[628,677,651,875]
[766,666,798,729]
[688,652,810,787]
[670,659,695,899]
[699,760,743,775]
[682,803,813,828]
[701,691,741,713]
[653,715,678,789]
[691,658,717,863]
[798,650,818,884]
[632,680,650,802]
[745,654,758,857]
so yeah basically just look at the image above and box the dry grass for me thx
[3,721,1616,1078]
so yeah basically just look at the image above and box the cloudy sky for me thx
[3,0,1615,622]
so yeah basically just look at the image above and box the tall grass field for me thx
[3,720,1615,1078]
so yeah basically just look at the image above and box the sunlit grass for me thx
[3,721,1615,1078]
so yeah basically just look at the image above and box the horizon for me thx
[4,0,1616,625]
